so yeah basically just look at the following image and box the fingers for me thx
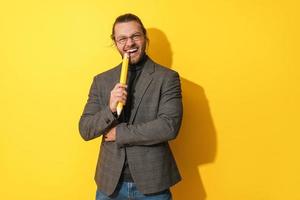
[104,128,116,142]
[109,83,128,112]
[104,135,112,141]
[114,88,127,98]
[113,84,128,100]
[112,84,127,103]
[114,83,127,89]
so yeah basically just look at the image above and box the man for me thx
[79,13,183,200]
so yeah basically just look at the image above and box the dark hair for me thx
[111,13,148,42]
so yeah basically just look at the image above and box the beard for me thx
[118,41,147,65]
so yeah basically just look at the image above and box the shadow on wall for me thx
[147,28,218,200]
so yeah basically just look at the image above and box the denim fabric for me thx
[96,182,172,200]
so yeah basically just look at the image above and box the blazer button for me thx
[105,119,111,124]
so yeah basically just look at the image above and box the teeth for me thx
[128,48,138,53]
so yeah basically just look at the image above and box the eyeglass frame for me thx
[114,32,145,45]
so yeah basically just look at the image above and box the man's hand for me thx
[109,83,127,113]
[104,127,116,142]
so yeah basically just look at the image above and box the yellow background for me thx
[1,0,299,199]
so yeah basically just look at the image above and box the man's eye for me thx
[118,38,127,43]
[132,35,141,40]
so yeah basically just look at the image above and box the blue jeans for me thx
[96,182,172,200]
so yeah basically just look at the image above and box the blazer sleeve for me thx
[116,71,183,147]
[79,76,117,141]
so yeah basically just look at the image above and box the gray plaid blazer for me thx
[79,57,183,196]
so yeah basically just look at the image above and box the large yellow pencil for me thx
[117,53,129,116]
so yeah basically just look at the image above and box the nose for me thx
[125,37,135,46]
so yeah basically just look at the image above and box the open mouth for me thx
[127,48,138,54]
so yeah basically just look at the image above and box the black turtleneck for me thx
[119,54,148,182]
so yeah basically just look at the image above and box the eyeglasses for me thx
[115,33,144,45]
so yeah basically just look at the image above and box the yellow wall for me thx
[1,0,299,199]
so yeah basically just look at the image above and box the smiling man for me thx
[79,13,183,200]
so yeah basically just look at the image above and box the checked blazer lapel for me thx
[129,59,155,124]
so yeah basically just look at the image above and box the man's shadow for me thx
[147,28,218,200]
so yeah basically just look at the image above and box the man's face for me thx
[114,21,146,65]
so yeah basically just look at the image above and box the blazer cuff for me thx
[102,106,118,127]
[115,123,130,148]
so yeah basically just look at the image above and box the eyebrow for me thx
[116,32,142,38]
